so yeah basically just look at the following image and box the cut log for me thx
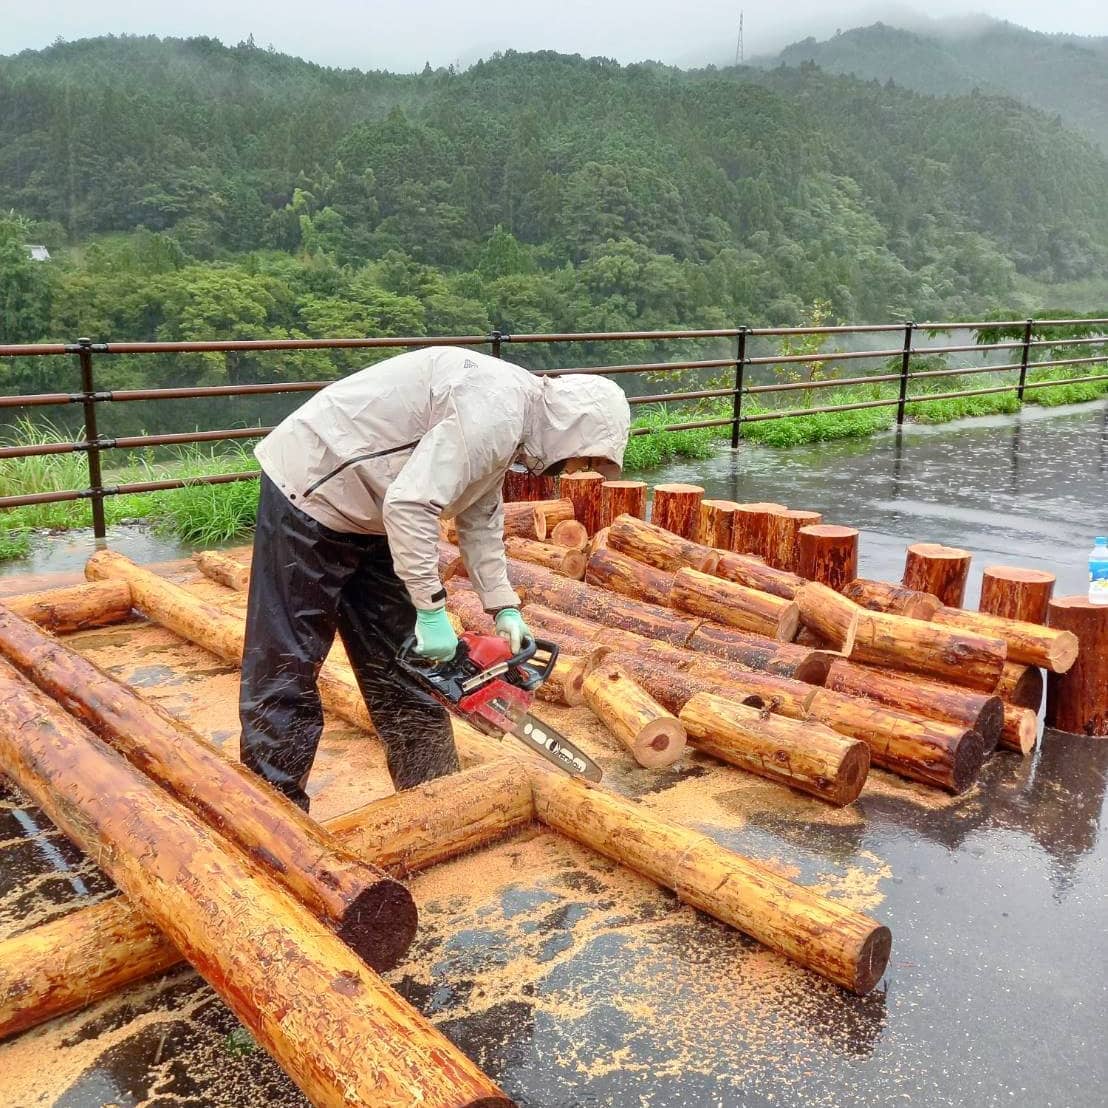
[822,658,1004,748]
[532,498,576,530]
[549,518,589,551]
[678,692,870,806]
[0,664,511,1107]
[995,662,1044,711]
[714,551,805,600]
[931,606,1078,673]
[0,761,534,1041]
[530,766,891,994]
[194,549,250,592]
[0,603,416,971]
[1046,596,1108,735]
[4,579,133,634]
[766,509,823,572]
[607,512,720,573]
[851,610,1008,692]
[731,502,788,558]
[795,581,862,653]
[1000,705,1039,754]
[504,536,586,579]
[582,663,688,769]
[588,526,610,555]
[600,479,648,528]
[979,566,1056,623]
[671,567,800,641]
[697,499,740,549]
[798,525,859,591]
[585,545,675,607]
[842,578,943,620]
[682,623,834,683]
[650,482,704,539]
[903,543,972,607]
[502,469,557,502]
[558,470,605,535]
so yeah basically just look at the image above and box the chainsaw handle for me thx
[516,637,559,691]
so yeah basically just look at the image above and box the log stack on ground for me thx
[903,543,972,607]
[582,663,687,768]
[650,483,705,540]
[731,502,788,559]
[600,479,648,528]
[766,509,823,572]
[798,526,860,590]
[978,566,1056,623]
[559,470,605,535]
[1046,596,1108,735]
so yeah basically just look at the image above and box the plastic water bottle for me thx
[1090,537,1108,605]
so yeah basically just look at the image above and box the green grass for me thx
[624,405,720,469]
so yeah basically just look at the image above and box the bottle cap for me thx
[1097,537,1108,544]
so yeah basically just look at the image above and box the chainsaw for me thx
[396,631,603,782]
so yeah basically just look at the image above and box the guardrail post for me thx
[1017,318,1034,402]
[76,337,107,540]
[491,329,503,359]
[730,327,748,449]
[896,320,915,426]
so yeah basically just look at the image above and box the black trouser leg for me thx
[239,475,366,811]
[337,541,459,791]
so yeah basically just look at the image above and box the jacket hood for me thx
[523,374,631,480]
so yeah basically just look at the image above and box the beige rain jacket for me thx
[255,346,630,612]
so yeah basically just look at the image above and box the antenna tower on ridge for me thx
[735,11,744,66]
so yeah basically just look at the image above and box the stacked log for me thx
[842,578,943,620]
[1046,597,1108,735]
[550,519,589,551]
[585,546,675,607]
[4,579,134,633]
[670,567,800,641]
[714,551,805,600]
[559,470,606,535]
[600,480,648,528]
[697,499,740,549]
[979,566,1056,623]
[996,663,1044,711]
[650,483,704,539]
[795,582,861,652]
[903,543,972,607]
[930,606,1078,673]
[504,536,587,579]
[731,502,788,559]
[766,509,823,572]
[582,663,688,769]
[533,498,576,531]
[798,525,859,590]
[607,513,720,572]
[446,501,546,543]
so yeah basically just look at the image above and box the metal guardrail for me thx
[1,320,1106,537]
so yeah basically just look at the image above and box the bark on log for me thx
[931,606,1078,673]
[585,546,675,607]
[996,662,1044,711]
[532,498,576,530]
[559,471,605,535]
[766,510,823,572]
[851,610,1008,692]
[671,567,801,641]
[842,578,943,620]
[549,519,589,551]
[194,550,250,592]
[798,526,859,591]
[600,480,648,528]
[0,665,511,1107]
[607,512,720,572]
[582,663,687,769]
[731,502,788,559]
[903,543,972,607]
[1046,596,1108,735]
[1000,705,1039,754]
[822,658,1004,749]
[678,692,870,806]
[0,603,416,972]
[714,551,805,600]
[504,536,587,579]
[4,580,133,634]
[0,758,535,1042]
[588,526,610,555]
[502,470,558,502]
[697,499,740,550]
[795,582,862,653]
[650,483,704,540]
[979,566,1056,623]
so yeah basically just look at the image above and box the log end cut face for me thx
[949,728,991,794]
[853,924,893,996]
[833,741,872,807]
[336,879,419,972]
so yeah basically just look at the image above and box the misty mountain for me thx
[764,18,1108,150]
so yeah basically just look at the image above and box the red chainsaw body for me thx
[456,632,533,733]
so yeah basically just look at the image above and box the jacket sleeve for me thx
[382,376,522,611]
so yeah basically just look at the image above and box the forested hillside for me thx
[2,33,1108,387]
[770,19,1108,151]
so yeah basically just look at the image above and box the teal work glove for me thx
[495,608,532,654]
[413,607,458,662]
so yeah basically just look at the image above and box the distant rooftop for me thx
[24,244,51,262]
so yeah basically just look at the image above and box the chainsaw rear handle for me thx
[395,631,558,691]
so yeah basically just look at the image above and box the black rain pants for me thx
[239,474,458,811]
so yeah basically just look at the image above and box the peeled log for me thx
[996,662,1044,711]
[559,470,605,535]
[798,525,859,591]
[585,545,675,607]
[671,567,800,641]
[979,566,1055,624]
[532,498,576,530]
[697,499,739,549]
[731,502,788,559]
[194,549,250,592]
[588,526,610,555]
[504,536,586,579]
[607,512,720,572]
[0,603,416,971]
[4,579,133,634]
[842,578,943,620]
[903,543,972,608]
[714,551,805,600]
[0,665,511,1107]
[851,610,1008,692]
[582,663,688,769]
[549,519,589,551]
[931,606,1078,673]
[679,692,870,806]
[600,480,647,528]
[822,658,1003,749]
[1046,596,1108,736]
[766,509,823,572]
[795,582,862,653]
[650,483,704,540]
[0,762,535,1040]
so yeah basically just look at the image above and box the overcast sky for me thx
[6,1,1108,71]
